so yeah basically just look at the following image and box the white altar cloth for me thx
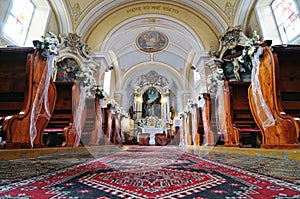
[137,127,165,145]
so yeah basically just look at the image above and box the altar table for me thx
[137,127,166,145]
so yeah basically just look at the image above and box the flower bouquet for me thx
[95,85,106,99]
[33,32,60,57]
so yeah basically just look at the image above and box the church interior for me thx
[0,0,299,198]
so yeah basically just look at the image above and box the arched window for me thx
[103,70,111,96]
[3,0,34,45]
[1,0,50,46]
[255,0,300,45]
[271,0,300,43]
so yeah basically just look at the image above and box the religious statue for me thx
[170,106,175,121]
[129,106,134,119]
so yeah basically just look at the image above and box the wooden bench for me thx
[197,107,204,145]
[43,82,74,147]
[197,93,215,146]
[0,47,33,139]
[81,97,105,146]
[1,47,56,148]
[155,132,169,146]
[249,43,300,149]
[229,81,261,148]
[139,133,150,146]
[61,85,108,147]
[273,45,300,120]
[219,78,261,148]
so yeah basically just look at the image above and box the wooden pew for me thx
[198,93,215,146]
[229,81,261,147]
[62,94,108,147]
[81,97,99,146]
[104,104,113,144]
[1,47,56,148]
[219,78,261,148]
[0,48,34,120]
[61,82,86,147]
[197,107,204,145]
[249,43,300,149]
[0,48,32,144]
[43,82,74,147]
[155,132,169,146]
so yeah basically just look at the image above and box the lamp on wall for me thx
[105,65,114,72]
[191,65,199,72]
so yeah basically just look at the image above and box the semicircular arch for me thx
[76,1,226,51]
[117,62,183,91]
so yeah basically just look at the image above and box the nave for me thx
[0,1,300,197]
[0,145,299,198]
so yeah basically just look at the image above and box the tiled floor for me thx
[0,145,299,186]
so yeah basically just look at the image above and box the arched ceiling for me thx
[50,0,255,66]
[77,1,227,51]
[100,14,203,72]
[48,0,255,104]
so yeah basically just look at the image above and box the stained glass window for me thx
[3,0,35,45]
[271,0,300,43]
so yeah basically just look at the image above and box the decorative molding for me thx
[136,70,168,87]
[135,70,169,94]
[211,25,249,59]
[225,2,234,25]
[54,33,99,96]
[60,33,91,60]
[143,18,160,24]
[71,3,81,25]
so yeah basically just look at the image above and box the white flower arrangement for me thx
[184,107,190,115]
[33,32,60,57]
[77,66,97,97]
[109,99,118,109]
[208,67,224,94]
[108,99,126,116]
[178,112,185,119]
[95,85,107,99]
[238,38,259,69]
[198,94,206,108]
[120,111,129,119]
[187,99,197,109]
[114,107,121,115]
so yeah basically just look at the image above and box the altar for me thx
[137,127,166,145]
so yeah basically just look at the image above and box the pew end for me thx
[249,43,300,149]
[43,82,74,147]
[0,47,56,149]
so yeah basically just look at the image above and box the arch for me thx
[234,1,256,28]
[100,14,204,52]
[76,1,226,50]
[48,0,73,33]
[183,50,196,90]
[118,62,183,91]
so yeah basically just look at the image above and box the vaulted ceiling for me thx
[49,0,256,108]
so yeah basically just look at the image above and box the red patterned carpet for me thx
[0,146,299,199]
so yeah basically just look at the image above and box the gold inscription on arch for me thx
[127,6,179,14]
